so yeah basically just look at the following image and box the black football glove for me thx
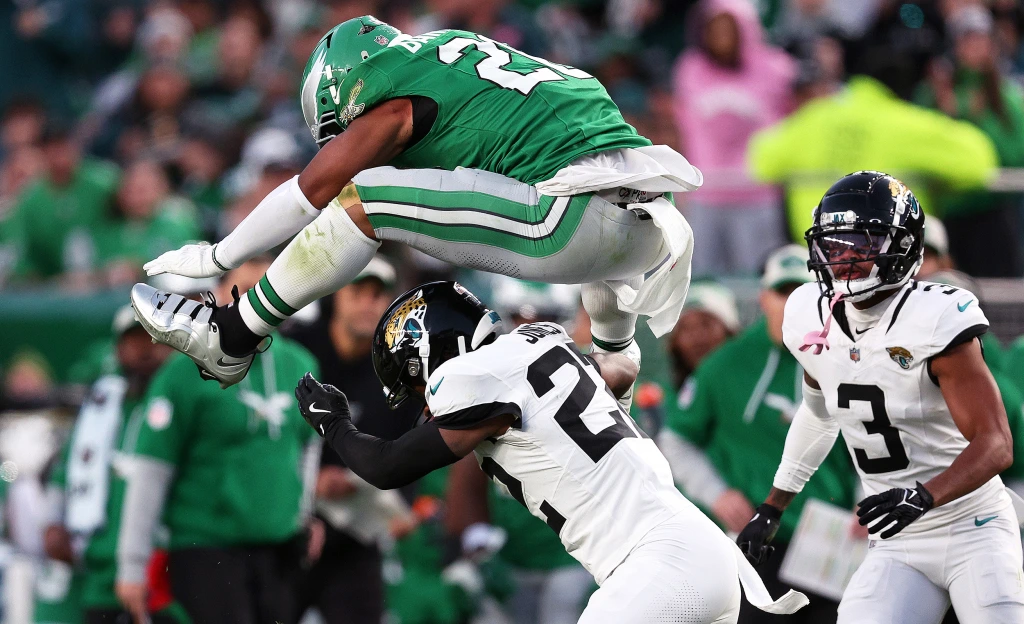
[295,372,351,437]
[736,504,782,566]
[857,482,934,539]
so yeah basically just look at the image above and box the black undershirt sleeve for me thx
[926,323,989,386]
[323,419,459,490]
[407,96,438,148]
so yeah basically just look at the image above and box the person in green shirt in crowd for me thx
[91,159,200,288]
[1007,339,1024,404]
[0,139,45,285]
[915,5,1024,277]
[39,305,189,624]
[917,217,954,280]
[657,245,858,624]
[12,124,119,284]
[667,282,741,391]
[114,256,321,624]
[748,48,997,244]
[387,467,481,624]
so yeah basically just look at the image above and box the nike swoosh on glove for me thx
[737,504,782,566]
[144,242,228,278]
[294,372,351,437]
[857,482,934,539]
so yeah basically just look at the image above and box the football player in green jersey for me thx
[131,16,702,409]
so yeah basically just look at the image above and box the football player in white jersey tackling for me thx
[294,281,808,623]
[736,171,1024,623]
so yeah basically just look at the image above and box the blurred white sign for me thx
[779,499,868,602]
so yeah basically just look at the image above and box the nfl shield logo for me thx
[850,347,861,362]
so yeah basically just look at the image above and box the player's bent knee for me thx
[344,203,377,241]
[334,183,377,241]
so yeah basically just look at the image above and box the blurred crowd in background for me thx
[3,0,1024,622]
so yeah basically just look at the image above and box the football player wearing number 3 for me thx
[129,16,701,412]
[737,172,1024,624]
[295,281,808,623]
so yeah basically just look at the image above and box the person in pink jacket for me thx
[673,0,796,277]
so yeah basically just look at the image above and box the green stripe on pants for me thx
[364,195,592,258]
[356,185,547,222]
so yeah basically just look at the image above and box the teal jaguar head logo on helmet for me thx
[300,16,401,148]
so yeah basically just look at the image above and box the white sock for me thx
[582,278,641,351]
[239,202,381,335]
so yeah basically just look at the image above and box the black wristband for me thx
[755,503,783,521]
[914,482,935,510]
[211,244,230,272]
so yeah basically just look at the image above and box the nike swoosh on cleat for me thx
[308,404,331,414]
[975,515,998,527]
[217,357,248,367]
[958,300,974,312]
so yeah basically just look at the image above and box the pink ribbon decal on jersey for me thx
[800,292,845,355]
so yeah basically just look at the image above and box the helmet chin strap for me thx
[418,341,431,383]
[800,291,844,355]
[805,257,920,355]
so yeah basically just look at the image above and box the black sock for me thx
[213,303,263,356]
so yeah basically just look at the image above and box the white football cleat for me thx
[129,283,262,389]
[591,338,641,413]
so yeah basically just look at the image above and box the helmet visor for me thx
[812,230,887,264]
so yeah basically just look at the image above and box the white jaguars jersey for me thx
[426,323,697,583]
[784,281,1009,535]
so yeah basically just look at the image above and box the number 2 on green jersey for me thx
[437,36,593,95]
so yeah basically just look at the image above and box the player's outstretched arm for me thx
[738,373,838,564]
[144,99,414,278]
[589,352,639,399]
[295,373,510,490]
[923,338,1013,507]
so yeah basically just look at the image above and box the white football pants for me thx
[578,518,741,623]
[838,500,1024,624]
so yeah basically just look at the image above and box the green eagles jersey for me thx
[133,340,319,548]
[665,319,858,542]
[48,387,143,610]
[335,29,650,185]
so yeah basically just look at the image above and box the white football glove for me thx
[143,242,229,278]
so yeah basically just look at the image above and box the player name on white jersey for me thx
[426,323,697,583]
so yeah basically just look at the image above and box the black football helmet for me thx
[371,281,503,409]
[805,171,925,302]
